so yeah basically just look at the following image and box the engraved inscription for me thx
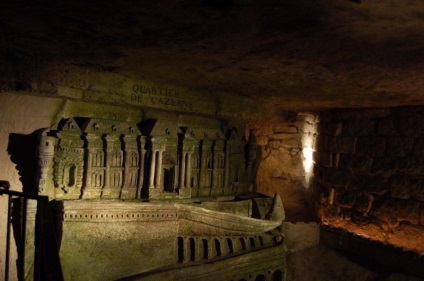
[131,84,193,110]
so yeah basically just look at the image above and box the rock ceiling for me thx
[1,0,424,113]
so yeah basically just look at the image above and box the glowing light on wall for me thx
[300,113,317,188]
[302,145,314,173]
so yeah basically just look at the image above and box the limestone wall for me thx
[314,107,424,253]
[252,113,316,222]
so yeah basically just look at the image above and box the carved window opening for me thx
[165,128,170,135]
[93,150,104,167]
[255,274,266,281]
[226,238,234,254]
[129,127,134,134]
[249,237,255,248]
[64,164,76,187]
[202,239,208,259]
[177,237,184,263]
[239,237,246,250]
[214,239,221,257]
[113,172,122,188]
[112,150,123,167]
[258,236,264,246]
[93,123,99,131]
[272,270,283,281]
[163,167,175,192]
[112,125,117,132]
[189,238,195,261]
[92,171,103,188]
[129,172,137,187]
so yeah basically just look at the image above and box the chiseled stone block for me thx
[355,192,374,214]
[339,154,373,172]
[373,198,420,225]
[386,137,414,157]
[398,156,424,175]
[356,137,386,157]
[377,119,398,136]
[325,136,357,154]
[388,174,412,200]
[351,173,388,195]
[370,157,398,174]
[335,188,356,209]
[325,122,342,137]
[331,109,361,121]
[420,206,424,226]
[322,168,351,187]
[412,138,424,154]
[313,151,333,168]
[411,178,424,201]
[341,120,376,137]
[398,115,424,137]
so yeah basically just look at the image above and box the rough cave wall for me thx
[252,113,316,222]
[314,107,424,253]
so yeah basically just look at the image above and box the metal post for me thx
[5,195,12,281]
[18,198,28,281]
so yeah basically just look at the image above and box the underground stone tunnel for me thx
[0,0,424,280]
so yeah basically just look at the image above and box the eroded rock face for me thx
[314,107,424,254]
[2,1,424,113]
[249,113,316,222]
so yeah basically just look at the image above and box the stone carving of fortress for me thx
[31,115,285,281]
[38,117,260,201]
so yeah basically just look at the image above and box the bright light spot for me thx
[302,146,314,173]
[300,113,317,188]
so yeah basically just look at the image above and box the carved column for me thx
[178,150,192,198]
[224,142,231,195]
[155,150,163,189]
[179,152,186,189]
[186,153,192,188]
[137,136,146,199]
[85,150,93,188]
[149,150,156,189]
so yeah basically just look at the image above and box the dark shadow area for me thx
[320,226,424,279]
[7,130,44,195]
[11,197,25,280]
[10,197,64,281]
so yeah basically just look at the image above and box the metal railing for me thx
[0,181,63,281]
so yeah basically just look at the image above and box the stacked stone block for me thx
[314,108,424,244]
